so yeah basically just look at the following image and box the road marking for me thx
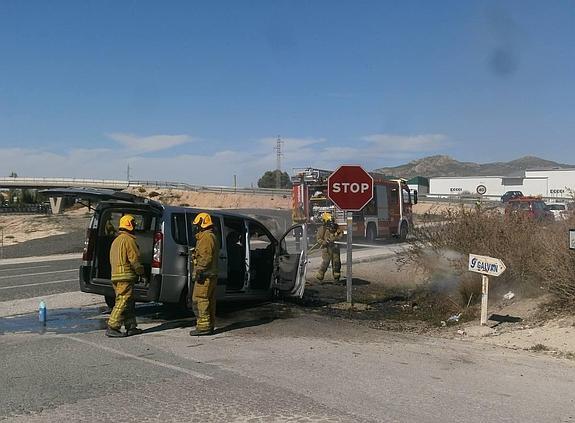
[0,278,77,290]
[0,265,52,273]
[0,253,82,266]
[61,335,213,380]
[0,269,77,280]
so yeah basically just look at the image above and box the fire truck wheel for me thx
[399,223,408,242]
[366,224,377,243]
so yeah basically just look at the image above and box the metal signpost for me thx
[327,165,374,304]
[468,254,507,325]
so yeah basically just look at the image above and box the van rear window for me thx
[100,210,156,235]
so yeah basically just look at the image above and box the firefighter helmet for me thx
[119,214,136,232]
[193,212,213,229]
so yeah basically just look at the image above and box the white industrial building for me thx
[429,168,575,199]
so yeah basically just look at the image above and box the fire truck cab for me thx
[291,168,417,242]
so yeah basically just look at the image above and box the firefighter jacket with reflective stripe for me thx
[193,229,219,277]
[110,231,145,282]
[316,224,343,247]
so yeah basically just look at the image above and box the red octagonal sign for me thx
[328,165,374,211]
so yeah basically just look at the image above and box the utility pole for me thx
[127,163,131,182]
[274,135,284,189]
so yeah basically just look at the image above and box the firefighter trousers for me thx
[316,245,341,281]
[108,279,137,330]
[192,276,217,332]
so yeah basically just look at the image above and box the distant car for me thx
[545,203,568,220]
[505,197,554,222]
[501,191,523,203]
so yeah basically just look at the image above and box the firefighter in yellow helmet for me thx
[189,212,220,336]
[106,214,147,337]
[315,212,343,282]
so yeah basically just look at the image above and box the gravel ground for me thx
[0,229,85,259]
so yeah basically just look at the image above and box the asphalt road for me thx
[0,257,81,302]
[1,300,574,422]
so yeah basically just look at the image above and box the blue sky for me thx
[0,1,573,185]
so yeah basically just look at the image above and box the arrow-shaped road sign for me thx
[468,254,506,277]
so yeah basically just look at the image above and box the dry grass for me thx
[403,205,575,303]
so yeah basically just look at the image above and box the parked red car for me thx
[505,197,554,222]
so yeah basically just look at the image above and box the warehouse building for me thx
[429,168,575,198]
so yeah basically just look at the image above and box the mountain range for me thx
[373,156,574,179]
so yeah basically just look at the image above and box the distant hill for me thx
[373,155,575,179]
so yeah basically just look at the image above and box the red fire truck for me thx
[291,167,418,242]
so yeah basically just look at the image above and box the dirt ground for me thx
[300,255,575,360]
[125,187,291,210]
[0,207,90,246]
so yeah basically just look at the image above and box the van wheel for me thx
[104,295,115,310]
[366,224,377,243]
[399,223,408,242]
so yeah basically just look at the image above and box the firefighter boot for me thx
[189,328,214,336]
[126,327,143,336]
[106,327,125,338]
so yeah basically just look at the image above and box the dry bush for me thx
[405,206,575,302]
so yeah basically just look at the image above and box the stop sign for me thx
[328,165,374,211]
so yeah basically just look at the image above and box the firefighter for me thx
[315,212,344,282]
[106,214,147,338]
[189,212,220,336]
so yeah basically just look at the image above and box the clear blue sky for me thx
[0,0,573,185]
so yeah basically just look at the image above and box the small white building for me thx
[524,169,575,198]
[429,168,575,199]
[430,176,507,197]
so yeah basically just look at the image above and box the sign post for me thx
[328,165,374,305]
[346,212,353,303]
[468,254,507,325]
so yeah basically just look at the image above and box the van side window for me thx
[171,213,188,245]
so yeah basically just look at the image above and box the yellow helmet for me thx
[193,212,213,229]
[321,212,333,223]
[119,214,136,231]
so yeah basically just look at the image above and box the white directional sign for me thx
[468,254,506,277]
[570,229,575,250]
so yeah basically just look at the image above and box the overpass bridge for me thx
[0,177,128,190]
[0,177,291,213]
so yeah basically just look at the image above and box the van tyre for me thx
[366,224,377,243]
[105,295,116,310]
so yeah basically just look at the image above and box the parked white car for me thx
[545,203,568,220]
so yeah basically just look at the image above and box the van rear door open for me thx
[40,188,163,302]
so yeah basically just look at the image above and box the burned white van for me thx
[42,188,308,309]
